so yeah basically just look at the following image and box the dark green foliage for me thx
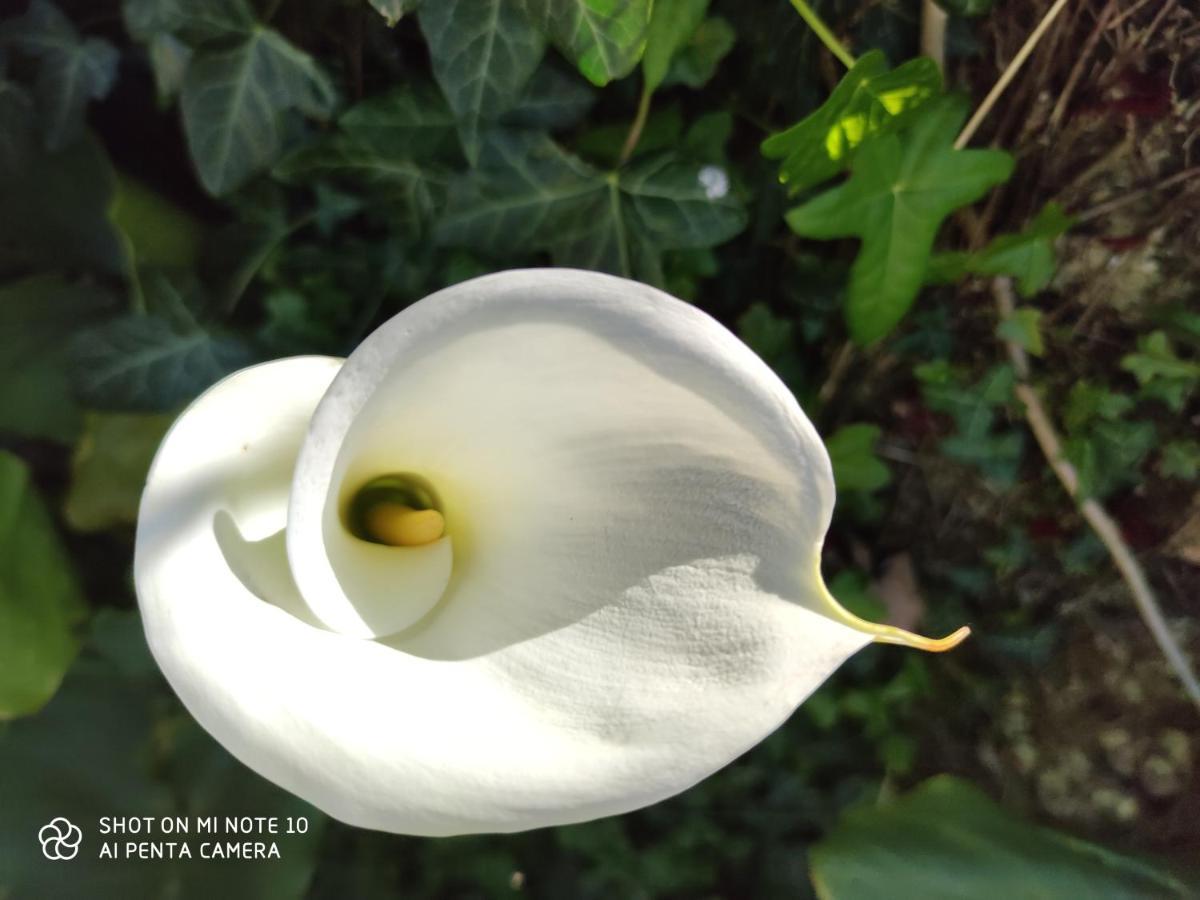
[811,776,1191,898]
[1,0,118,151]
[72,313,256,412]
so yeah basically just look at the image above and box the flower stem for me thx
[788,0,856,70]
[618,86,653,168]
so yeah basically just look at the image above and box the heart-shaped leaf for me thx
[420,0,545,162]
[786,97,1014,344]
[181,27,336,195]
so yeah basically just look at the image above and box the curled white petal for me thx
[136,269,962,837]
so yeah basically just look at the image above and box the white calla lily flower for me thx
[135,268,967,837]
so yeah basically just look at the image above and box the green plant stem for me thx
[788,0,856,70]
[618,87,653,167]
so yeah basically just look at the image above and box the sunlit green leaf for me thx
[786,97,1014,344]
[181,27,336,195]
[762,51,941,194]
[518,0,650,86]
[0,451,86,720]
[812,776,1190,898]
[420,0,545,162]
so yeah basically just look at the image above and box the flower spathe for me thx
[134,269,967,836]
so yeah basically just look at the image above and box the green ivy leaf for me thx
[811,776,1190,899]
[436,131,745,282]
[123,0,257,44]
[276,84,457,233]
[927,203,1073,296]
[110,173,204,270]
[574,102,683,166]
[64,413,175,532]
[0,451,86,719]
[181,27,336,195]
[2,0,118,151]
[419,0,545,162]
[276,135,451,234]
[917,361,1023,485]
[642,0,708,94]
[1120,330,1200,412]
[682,109,733,160]
[786,97,1014,344]
[501,62,595,130]
[0,117,127,276]
[1067,420,1156,500]
[71,314,256,412]
[1063,380,1133,433]
[762,51,942,194]
[738,302,794,361]
[340,82,459,160]
[826,423,892,493]
[518,0,651,87]
[366,0,421,27]
[0,276,117,443]
[1160,440,1200,481]
[737,302,802,388]
[995,306,1044,356]
[660,16,734,90]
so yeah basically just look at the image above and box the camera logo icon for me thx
[38,817,82,861]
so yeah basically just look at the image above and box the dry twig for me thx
[956,0,1073,148]
[992,278,1200,712]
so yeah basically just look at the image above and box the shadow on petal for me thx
[213,512,325,628]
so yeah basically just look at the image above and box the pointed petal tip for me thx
[814,560,971,654]
[870,623,971,653]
